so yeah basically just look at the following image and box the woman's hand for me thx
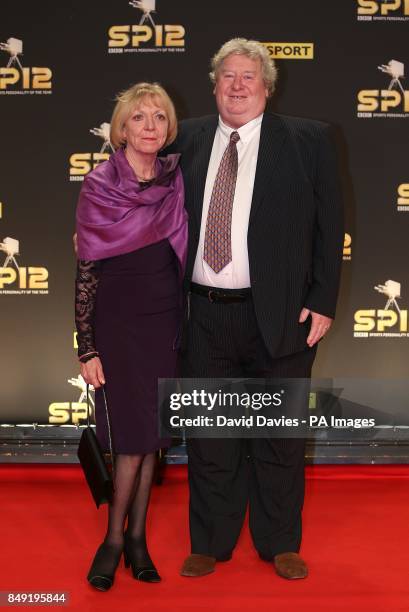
[80,356,106,389]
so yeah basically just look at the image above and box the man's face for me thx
[214,54,268,128]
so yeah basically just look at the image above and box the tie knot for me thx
[230,131,240,144]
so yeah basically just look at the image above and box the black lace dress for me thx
[75,185,179,454]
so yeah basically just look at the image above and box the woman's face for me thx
[121,98,169,155]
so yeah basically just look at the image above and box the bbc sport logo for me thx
[262,43,314,60]
[354,279,409,338]
[357,0,409,21]
[108,0,186,54]
[0,236,49,295]
[69,123,114,182]
[0,37,52,94]
[357,59,409,118]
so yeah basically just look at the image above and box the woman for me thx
[75,82,187,591]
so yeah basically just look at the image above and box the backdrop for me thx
[0,1,408,440]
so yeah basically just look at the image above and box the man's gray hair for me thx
[209,38,278,96]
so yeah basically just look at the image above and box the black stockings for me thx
[104,452,156,564]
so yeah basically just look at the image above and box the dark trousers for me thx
[181,291,317,560]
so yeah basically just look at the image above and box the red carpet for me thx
[1,464,409,612]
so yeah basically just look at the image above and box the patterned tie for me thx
[203,130,240,273]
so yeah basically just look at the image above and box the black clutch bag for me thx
[77,385,115,508]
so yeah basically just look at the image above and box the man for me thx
[170,38,344,579]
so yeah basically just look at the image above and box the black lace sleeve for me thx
[75,259,101,359]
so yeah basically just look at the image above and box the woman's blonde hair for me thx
[209,38,278,96]
[110,82,177,149]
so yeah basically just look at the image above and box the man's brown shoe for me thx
[180,554,216,577]
[273,552,308,580]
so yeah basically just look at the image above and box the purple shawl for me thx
[76,148,187,275]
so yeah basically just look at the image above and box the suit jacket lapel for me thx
[249,113,287,225]
[190,116,218,225]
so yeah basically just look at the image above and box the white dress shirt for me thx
[192,113,263,289]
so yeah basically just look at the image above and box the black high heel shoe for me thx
[87,541,123,591]
[123,535,161,583]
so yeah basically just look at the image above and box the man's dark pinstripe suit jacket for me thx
[169,112,344,359]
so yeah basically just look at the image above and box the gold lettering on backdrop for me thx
[354,310,408,332]
[357,0,409,14]
[0,267,48,290]
[69,153,110,176]
[0,67,52,90]
[263,43,314,60]
[357,90,409,113]
[49,402,89,424]
[343,234,352,257]
[108,24,185,47]
[398,184,409,205]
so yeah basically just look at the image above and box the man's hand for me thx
[73,233,78,255]
[299,308,333,347]
[80,356,106,389]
